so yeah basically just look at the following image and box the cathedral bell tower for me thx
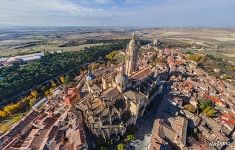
[125,33,140,76]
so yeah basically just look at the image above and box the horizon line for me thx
[0,24,235,29]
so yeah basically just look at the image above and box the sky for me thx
[0,0,235,27]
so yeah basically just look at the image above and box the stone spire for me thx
[132,32,136,40]
[125,33,140,75]
[120,64,124,76]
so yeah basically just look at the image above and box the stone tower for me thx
[125,33,140,75]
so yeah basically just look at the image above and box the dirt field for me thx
[1,28,235,62]
[138,28,235,62]
[222,53,235,57]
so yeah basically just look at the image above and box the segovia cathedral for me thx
[76,33,160,141]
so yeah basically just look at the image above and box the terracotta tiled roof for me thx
[63,88,79,105]
[131,67,152,80]
[219,113,235,125]
[102,87,120,100]
[67,88,76,98]
[175,60,182,65]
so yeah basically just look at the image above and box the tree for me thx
[202,106,212,114]
[188,54,202,63]
[12,115,21,122]
[184,104,196,113]
[22,97,30,104]
[117,143,124,150]
[106,51,119,61]
[0,124,9,133]
[125,134,135,142]
[0,110,7,118]
[45,90,51,97]
[199,99,217,117]
[64,75,70,85]
[31,90,38,98]
[60,76,65,84]
[199,99,212,111]
[99,146,108,150]
[113,52,125,63]
[51,80,57,87]
[29,99,36,108]
[105,51,125,64]
[3,103,20,115]
[203,106,217,117]
[4,105,11,114]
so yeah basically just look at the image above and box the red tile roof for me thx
[63,88,79,105]
[219,113,235,125]
[175,60,182,65]
[131,67,152,80]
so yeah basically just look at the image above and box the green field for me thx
[0,43,103,57]
[199,51,235,62]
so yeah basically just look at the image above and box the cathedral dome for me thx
[86,75,95,81]
[115,65,129,86]
[86,70,95,81]
[115,73,129,86]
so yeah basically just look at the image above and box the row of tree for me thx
[0,90,38,119]
[0,74,71,120]
[0,39,130,107]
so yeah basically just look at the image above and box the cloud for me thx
[0,0,234,27]
[0,0,108,25]
[118,0,235,27]
[125,0,159,5]
[0,0,105,16]
[95,0,112,4]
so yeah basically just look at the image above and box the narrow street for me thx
[130,84,167,150]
